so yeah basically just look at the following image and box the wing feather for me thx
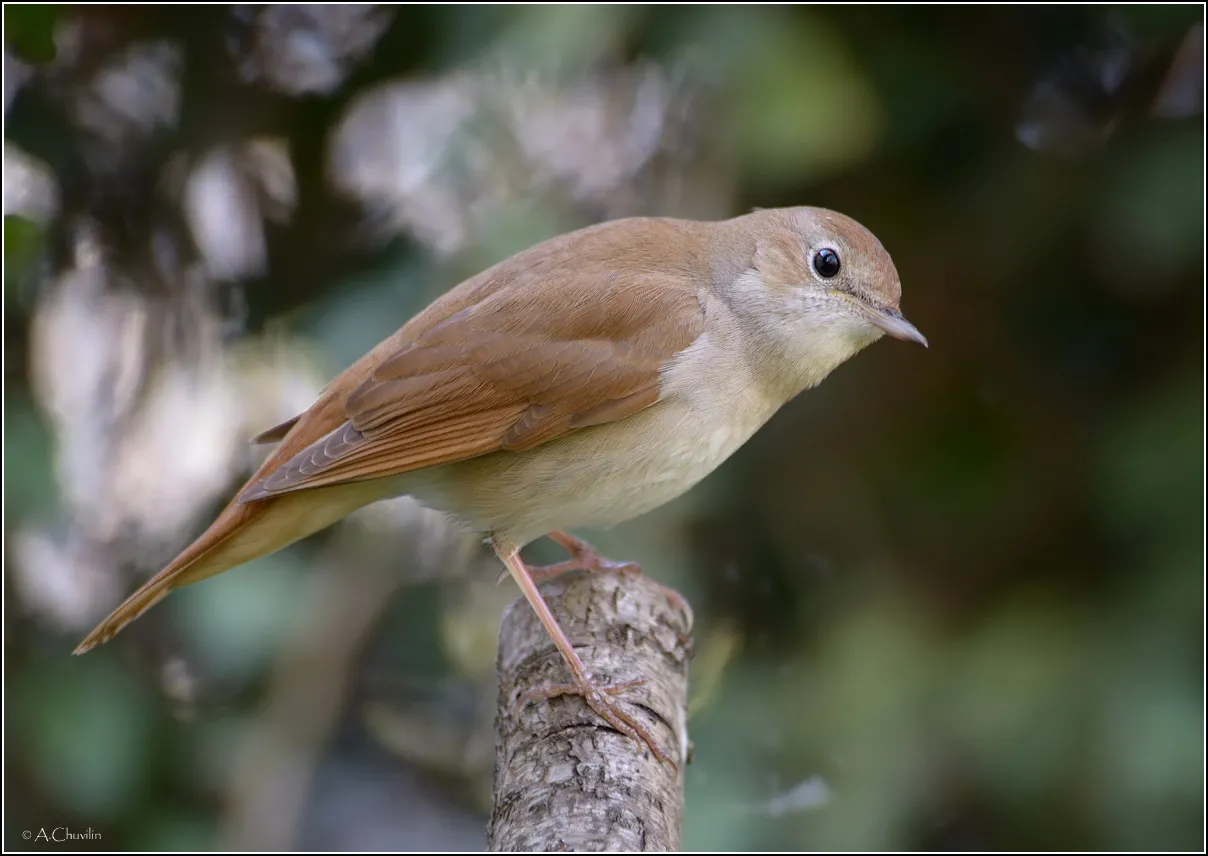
[240,230,707,502]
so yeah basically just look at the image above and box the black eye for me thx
[813,248,841,278]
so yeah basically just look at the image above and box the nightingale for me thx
[74,206,926,766]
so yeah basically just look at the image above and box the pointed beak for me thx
[864,305,928,348]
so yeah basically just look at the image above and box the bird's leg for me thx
[533,531,693,627]
[492,541,677,768]
[529,530,642,582]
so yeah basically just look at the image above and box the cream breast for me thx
[405,294,785,549]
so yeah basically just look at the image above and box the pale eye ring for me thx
[813,248,841,278]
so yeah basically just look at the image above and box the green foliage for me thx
[4,214,45,311]
[3,391,56,523]
[14,653,158,817]
[4,4,59,64]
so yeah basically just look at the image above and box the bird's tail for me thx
[73,481,385,654]
[73,574,176,654]
[72,500,258,654]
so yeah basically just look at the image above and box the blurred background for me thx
[4,5,1203,851]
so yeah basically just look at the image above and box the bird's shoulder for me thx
[240,218,711,499]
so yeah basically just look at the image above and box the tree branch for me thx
[489,570,693,852]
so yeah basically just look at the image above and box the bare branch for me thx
[490,570,692,852]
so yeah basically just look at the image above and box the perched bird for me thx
[75,206,926,766]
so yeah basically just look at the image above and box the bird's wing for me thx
[250,414,300,444]
[240,270,705,500]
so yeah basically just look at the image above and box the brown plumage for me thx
[74,207,925,766]
[74,216,706,652]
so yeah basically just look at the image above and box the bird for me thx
[74,206,926,766]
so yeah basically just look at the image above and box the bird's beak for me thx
[863,305,928,348]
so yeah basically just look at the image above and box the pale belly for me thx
[401,380,782,551]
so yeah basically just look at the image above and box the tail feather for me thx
[73,346,404,655]
[72,579,173,654]
[71,504,254,655]
[73,480,389,654]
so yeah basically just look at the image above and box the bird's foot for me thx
[516,673,677,769]
[531,531,694,628]
[528,538,641,584]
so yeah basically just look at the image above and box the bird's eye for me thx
[813,248,841,278]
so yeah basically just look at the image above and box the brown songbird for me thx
[75,206,926,765]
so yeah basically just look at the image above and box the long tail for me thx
[73,500,268,654]
[73,481,383,654]
[73,334,409,655]
[73,577,175,654]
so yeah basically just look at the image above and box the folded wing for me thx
[240,273,705,501]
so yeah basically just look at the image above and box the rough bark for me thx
[489,570,693,852]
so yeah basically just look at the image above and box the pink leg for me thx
[534,531,693,627]
[493,540,677,768]
[530,530,641,582]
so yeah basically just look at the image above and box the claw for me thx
[534,532,693,628]
[493,538,684,771]
[516,674,676,769]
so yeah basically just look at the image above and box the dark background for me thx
[4,5,1203,851]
